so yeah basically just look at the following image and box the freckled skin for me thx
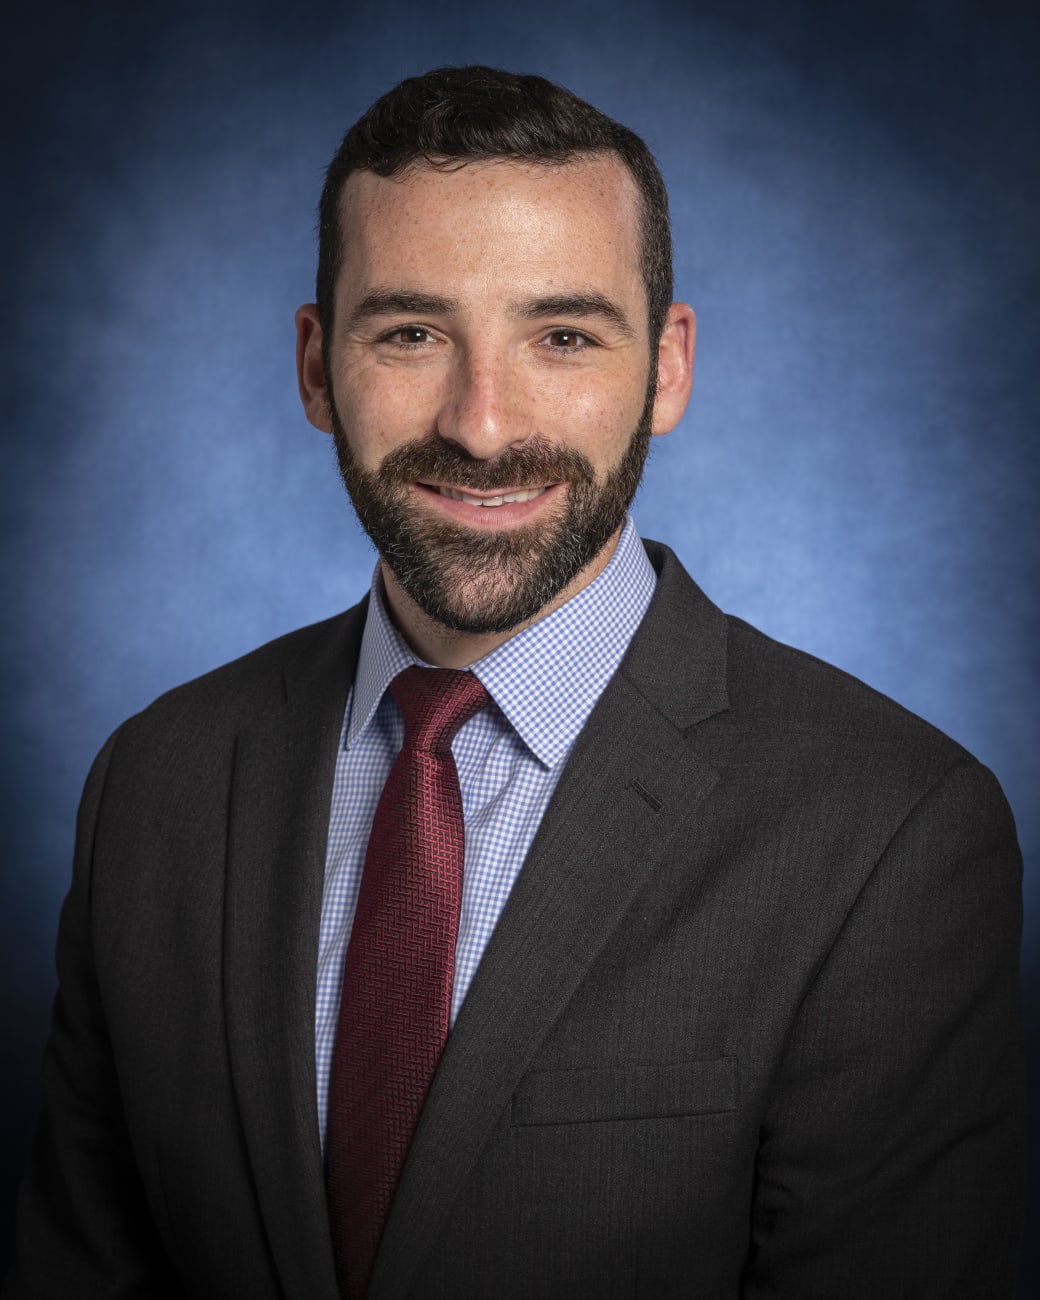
[296,156,695,666]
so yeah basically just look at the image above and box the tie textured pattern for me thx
[326,666,489,1299]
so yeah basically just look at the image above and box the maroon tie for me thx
[326,666,489,1299]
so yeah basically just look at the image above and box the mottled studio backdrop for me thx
[3,0,1037,1286]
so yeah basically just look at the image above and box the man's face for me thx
[307,156,684,636]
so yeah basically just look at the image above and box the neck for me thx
[379,528,622,669]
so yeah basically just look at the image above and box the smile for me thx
[434,486,549,508]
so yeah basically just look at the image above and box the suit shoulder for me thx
[723,611,972,781]
[713,614,1018,879]
[111,603,366,750]
[642,539,970,776]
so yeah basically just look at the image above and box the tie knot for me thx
[390,666,489,755]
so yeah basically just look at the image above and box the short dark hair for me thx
[316,66,673,348]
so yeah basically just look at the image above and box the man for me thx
[6,66,1025,1299]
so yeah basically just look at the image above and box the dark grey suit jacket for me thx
[6,542,1025,1298]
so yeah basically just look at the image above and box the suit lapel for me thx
[223,606,366,1300]
[371,544,730,1299]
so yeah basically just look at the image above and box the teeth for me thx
[437,486,547,507]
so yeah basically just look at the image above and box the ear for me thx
[295,303,333,434]
[651,302,696,437]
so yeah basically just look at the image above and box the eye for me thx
[381,325,435,348]
[544,329,592,351]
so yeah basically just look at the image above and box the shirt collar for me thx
[346,516,656,769]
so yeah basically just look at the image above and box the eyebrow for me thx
[346,288,638,340]
[347,290,457,329]
[509,294,638,340]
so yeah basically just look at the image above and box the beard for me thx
[329,384,655,635]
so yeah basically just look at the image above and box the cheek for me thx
[335,366,442,463]
[543,372,646,451]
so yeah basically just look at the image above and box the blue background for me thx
[3,0,1037,1286]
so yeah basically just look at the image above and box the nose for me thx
[435,347,533,460]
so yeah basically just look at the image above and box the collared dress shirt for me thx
[314,517,656,1147]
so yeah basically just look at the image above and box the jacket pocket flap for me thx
[512,1056,738,1126]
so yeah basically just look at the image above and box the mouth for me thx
[412,480,562,528]
[431,485,550,509]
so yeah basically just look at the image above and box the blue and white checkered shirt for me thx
[315,517,656,1147]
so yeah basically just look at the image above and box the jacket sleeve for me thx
[3,733,183,1299]
[741,757,1026,1298]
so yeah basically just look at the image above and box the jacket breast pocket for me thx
[511,1056,738,1126]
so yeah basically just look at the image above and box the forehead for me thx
[335,155,644,305]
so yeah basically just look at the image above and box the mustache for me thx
[375,436,596,491]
